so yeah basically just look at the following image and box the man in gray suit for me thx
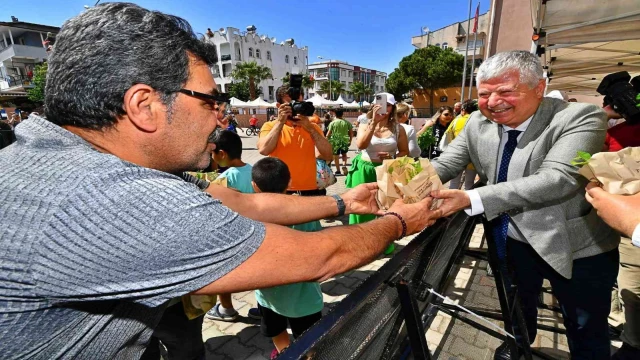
[432,50,619,360]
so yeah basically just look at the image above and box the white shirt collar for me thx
[501,115,533,133]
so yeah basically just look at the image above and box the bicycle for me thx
[245,126,259,136]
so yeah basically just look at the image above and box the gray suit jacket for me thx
[433,98,619,279]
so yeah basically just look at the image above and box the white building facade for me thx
[307,60,387,102]
[204,26,308,102]
[0,18,59,94]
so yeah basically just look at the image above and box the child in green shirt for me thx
[251,157,324,358]
[205,130,253,322]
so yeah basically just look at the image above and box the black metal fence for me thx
[279,211,479,360]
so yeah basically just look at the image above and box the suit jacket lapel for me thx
[478,119,502,184]
[509,99,556,179]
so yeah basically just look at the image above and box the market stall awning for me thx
[531,0,640,95]
[335,95,352,107]
[247,97,276,108]
[229,97,249,107]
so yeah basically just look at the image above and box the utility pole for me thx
[460,0,473,102]
[468,2,480,100]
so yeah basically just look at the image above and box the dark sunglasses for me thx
[179,89,230,104]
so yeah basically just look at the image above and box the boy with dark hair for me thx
[326,109,353,175]
[251,157,291,194]
[251,157,324,359]
[205,130,253,322]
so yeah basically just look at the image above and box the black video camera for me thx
[288,74,315,118]
[597,71,640,124]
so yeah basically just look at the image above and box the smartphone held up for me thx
[375,94,388,115]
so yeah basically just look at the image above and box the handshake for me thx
[342,181,444,238]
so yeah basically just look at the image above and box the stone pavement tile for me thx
[212,337,259,360]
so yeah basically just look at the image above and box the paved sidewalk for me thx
[202,132,614,359]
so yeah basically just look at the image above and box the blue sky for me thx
[1,0,489,74]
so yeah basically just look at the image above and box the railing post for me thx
[396,279,431,360]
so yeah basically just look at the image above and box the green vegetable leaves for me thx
[571,151,592,166]
[387,157,423,182]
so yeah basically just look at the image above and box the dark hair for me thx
[360,106,368,113]
[44,2,218,129]
[439,106,454,114]
[252,158,291,194]
[212,130,242,160]
[462,99,478,114]
[334,109,344,118]
[276,85,290,104]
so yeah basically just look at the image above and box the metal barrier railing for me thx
[279,211,479,360]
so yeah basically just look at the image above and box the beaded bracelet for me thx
[384,211,407,239]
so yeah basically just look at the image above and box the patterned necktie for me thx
[491,130,521,260]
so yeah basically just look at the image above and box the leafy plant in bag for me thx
[570,151,592,167]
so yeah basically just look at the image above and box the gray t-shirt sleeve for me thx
[34,168,265,307]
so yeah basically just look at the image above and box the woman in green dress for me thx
[345,93,409,254]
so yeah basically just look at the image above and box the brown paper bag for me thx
[579,147,640,195]
[376,157,444,210]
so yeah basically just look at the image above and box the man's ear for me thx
[122,84,161,132]
[535,79,546,98]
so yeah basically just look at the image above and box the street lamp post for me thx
[421,26,431,47]
[317,55,332,101]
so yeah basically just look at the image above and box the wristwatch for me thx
[332,195,346,217]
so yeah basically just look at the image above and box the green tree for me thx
[348,81,375,102]
[27,62,48,103]
[386,69,414,103]
[230,61,272,100]
[227,80,262,102]
[348,81,366,102]
[318,80,345,101]
[386,46,465,114]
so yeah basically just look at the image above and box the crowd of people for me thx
[1,3,639,360]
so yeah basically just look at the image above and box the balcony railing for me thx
[0,44,49,62]
[0,75,33,90]
[220,54,232,61]
[455,46,484,57]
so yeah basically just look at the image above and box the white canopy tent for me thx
[348,100,360,108]
[308,94,326,108]
[335,95,353,107]
[229,97,250,107]
[321,97,339,107]
[531,0,640,95]
[247,97,276,108]
[308,94,340,108]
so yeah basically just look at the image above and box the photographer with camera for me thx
[591,71,640,360]
[257,78,333,196]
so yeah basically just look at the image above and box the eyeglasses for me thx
[179,89,230,104]
[442,113,453,117]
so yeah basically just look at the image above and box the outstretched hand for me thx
[585,182,640,237]
[387,197,443,235]
[341,183,384,216]
[430,189,471,217]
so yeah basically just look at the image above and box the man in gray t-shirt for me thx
[0,4,441,359]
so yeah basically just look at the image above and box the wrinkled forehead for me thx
[478,71,521,90]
